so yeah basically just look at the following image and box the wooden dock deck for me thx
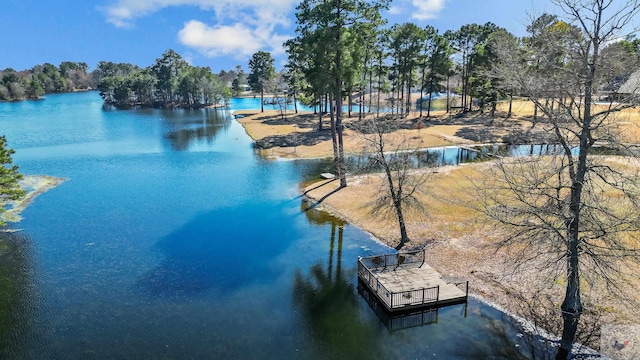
[358,250,468,312]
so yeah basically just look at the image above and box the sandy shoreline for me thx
[1,175,67,228]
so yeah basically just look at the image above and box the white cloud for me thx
[101,0,295,28]
[178,21,263,58]
[388,6,404,15]
[101,0,296,59]
[412,0,448,20]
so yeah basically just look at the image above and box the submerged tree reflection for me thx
[293,210,381,359]
[451,304,559,360]
[0,232,34,356]
[163,109,230,151]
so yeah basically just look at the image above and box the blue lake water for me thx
[0,92,551,359]
[228,97,367,114]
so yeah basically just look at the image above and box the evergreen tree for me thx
[248,51,276,113]
[288,0,389,187]
[0,136,24,226]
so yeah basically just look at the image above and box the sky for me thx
[0,0,563,73]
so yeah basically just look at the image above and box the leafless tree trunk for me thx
[317,95,323,130]
[357,116,429,249]
[479,1,640,359]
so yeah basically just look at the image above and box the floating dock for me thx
[358,250,468,312]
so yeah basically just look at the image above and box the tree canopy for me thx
[0,61,94,101]
[97,49,230,108]
[248,51,276,113]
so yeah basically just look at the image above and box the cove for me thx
[0,91,557,359]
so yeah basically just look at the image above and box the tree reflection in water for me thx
[296,200,563,359]
[452,305,558,360]
[0,231,34,358]
[163,109,230,151]
[294,206,382,359]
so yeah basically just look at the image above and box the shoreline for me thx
[302,181,603,357]
[233,109,476,160]
[1,175,67,229]
[300,166,612,357]
[234,106,640,351]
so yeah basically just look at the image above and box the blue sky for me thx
[1,0,558,73]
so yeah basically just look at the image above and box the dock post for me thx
[465,281,469,298]
[422,287,426,304]
[436,285,440,303]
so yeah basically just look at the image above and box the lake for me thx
[0,92,552,359]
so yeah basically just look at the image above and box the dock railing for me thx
[358,250,468,311]
[358,260,394,307]
[358,249,425,271]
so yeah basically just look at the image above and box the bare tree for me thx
[479,1,640,359]
[357,116,429,249]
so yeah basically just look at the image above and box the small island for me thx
[97,50,230,109]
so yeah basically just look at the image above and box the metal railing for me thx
[391,286,440,308]
[358,250,468,311]
[358,249,426,271]
[358,260,394,307]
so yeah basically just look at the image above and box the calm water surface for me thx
[0,92,549,359]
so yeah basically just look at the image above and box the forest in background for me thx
[0,61,94,101]
[0,50,247,108]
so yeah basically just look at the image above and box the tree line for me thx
[279,7,640,124]
[1,51,245,108]
[97,50,231,108]
[0,62,94,101]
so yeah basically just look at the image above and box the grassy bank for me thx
[234,99,640,347]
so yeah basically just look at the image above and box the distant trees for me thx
[59,62,91,91]
[388,23,426,117]
[152,49,188,104]
[0,50,231,108]
[287,0,390,188]
[0,68,27,100]
[248,51,276,112]
[0,136,24,226]
[231,65,247,97]
[97,49,230,108]
[417,26,450,117]
[445,22,501,113]
[0,61,93,101]
[469,28,518,119]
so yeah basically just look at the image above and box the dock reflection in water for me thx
[358,282,469,332]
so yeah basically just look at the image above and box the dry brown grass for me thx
[236,100,640,340]
[235,110,474,159]
[496,99,640,139]
[303,158,640,341]
[236,100,640,160]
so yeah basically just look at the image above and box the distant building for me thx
[617,69,640,102]
[226,82,251,93]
